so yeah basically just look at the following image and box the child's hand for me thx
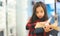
[35,22,45,28]
[35,22,41,28]
[44,25,52,32]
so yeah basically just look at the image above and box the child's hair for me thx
[30,1,48,23]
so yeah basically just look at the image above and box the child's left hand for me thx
[44,24,52,32]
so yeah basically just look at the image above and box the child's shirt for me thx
[26,19,49,36]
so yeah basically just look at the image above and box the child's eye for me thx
[40,11,43,13]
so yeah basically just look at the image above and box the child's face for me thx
[36,6,44,19]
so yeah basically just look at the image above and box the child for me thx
[26,1,51,36]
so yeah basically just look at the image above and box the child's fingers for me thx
[44,25,52,32]
[44,27,51,32]
[35,22,44,28]
[35,22,41,28]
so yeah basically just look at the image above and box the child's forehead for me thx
[36,6,44,10]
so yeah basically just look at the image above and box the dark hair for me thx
[30,2,48,23]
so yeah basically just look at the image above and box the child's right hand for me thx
[35,22,40,28]
[35,22,45,28]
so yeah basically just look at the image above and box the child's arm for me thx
[26,20,36,30]
[26,23,36,30]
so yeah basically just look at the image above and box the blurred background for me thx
[0,0,60,36]
[0,0,16,36]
